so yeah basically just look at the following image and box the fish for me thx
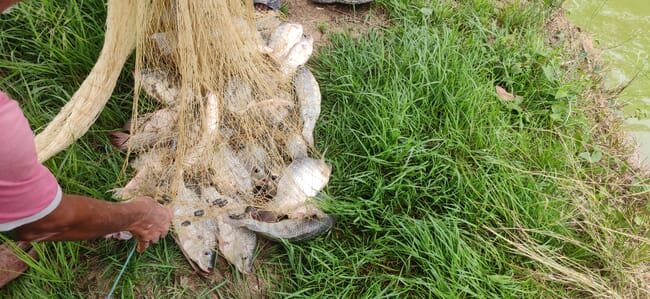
[280,35,314,75]
[114,149,166,199]
[172,184,218,273]
[267,23,303,61]
[182,92,219,167]
[268,158,331,218]
[294,67,321,146]
[210,145,254,195]
[139,69,180,106]
[286,133,308,160]
[226,214,336,242]
[149,32,176,55]
[201,187,257,274]
[215,214,257,274]
[224,78,253,113]
[110,108,178,151]
[259,91,292,125]
[238,143,271,183]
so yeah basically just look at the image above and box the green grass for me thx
[1,0,649,298]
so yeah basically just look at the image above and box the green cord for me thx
[106,241,138,299]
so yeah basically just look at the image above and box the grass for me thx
[1,0,649,298]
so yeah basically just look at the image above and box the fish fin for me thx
[109,132,130,150]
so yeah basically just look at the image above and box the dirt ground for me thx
[279,0,385,49]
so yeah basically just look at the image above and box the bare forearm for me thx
[14,194,144,241]
[0,0,22,13]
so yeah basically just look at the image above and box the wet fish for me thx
[210,145,254,195]
[294,67,321,146]
[268,158,331,218]
[215,214,257,274]
[110,108,178,151]
[149,32,176,55]
[267,23,303,60]
[238,143,270,183]
[172,184,218,273]
[202,188,257,274]
[224,79,253,113]
[114,149,166,199]
[280,35,314,75]
[260,91,292,125]
[139,69,179,106]
[286,133,308,160]
[227,214,336,242]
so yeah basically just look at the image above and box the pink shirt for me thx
[0,92,61,230]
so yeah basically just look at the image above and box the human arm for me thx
[0,0,21,13]
[13,194,172,252]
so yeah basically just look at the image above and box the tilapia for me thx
[114,149,166,199]
[268,158,331,218]
[139,69,179,106]
[238,143,271,183]
[182,92,219,167]
[149,32,177,55]
[286,133,308,160]
[227,214,336,242]
[224,79,253,113]
[215,214,257,274]
[280,35,314,75]
[110,108,178,151]
[210,145,254,196]
[259,91,293,125]
[201,188,257,274]
[172,184,218,273]
[294,67,321,146]
[267,23,303,60]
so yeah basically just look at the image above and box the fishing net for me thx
[107,0,330,273]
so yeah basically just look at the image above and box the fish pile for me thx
[110,14,335,274]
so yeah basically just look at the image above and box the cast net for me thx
[110,0,330,273]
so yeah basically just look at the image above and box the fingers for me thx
[137,240,149,253]
[128,197,173,253]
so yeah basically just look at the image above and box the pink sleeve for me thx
[0,91,61,227]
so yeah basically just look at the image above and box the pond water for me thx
[563,0,650,162]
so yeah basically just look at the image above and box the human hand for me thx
[125,196,173,252]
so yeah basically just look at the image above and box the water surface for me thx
[564,0,650,161]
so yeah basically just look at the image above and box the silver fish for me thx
[268,158,331,218]
[294,67,321,146]
[139,69,179,106]
[238,143,271,183]
[114,149,166,199]
[280,35,314,75]
[286,133,308,160]
[227,214,336,242]
[268,23,303,60]
[110,108,178,151]
[204,189,257,274]
[172,184,217,273]
[199,186,257,274]
[210,145,254,195]
[259,91,292,125]
[215,214,257,274]
[224,79,253,113]
[149,32,176,55]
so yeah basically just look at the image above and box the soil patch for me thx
[281,0,387,50]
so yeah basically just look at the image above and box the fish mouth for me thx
[197,249,216,272]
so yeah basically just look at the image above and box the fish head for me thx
[179,235,216,272]
[283,158,331,198]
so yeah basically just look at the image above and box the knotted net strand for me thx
[124,0,318,213]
